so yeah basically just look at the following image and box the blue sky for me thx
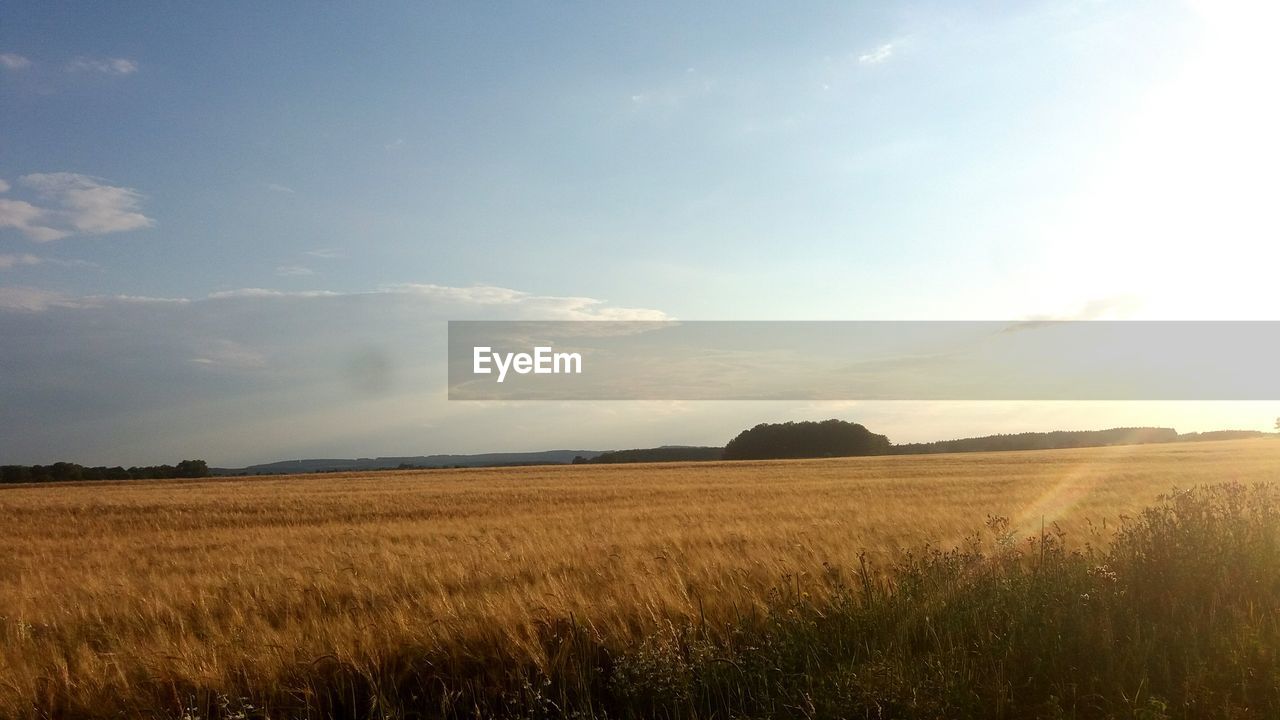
[2,1,1277,465]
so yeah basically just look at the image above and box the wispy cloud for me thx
[275,265,315,277]
[304,248,345,260]
[265,183,296,194]
[0,173,154,242]
[628,68,718,114]
[189,339,267,369]
[0,287,82,312]
[1014,295,1145,326]
[0,53,31,70]
[206,288,340,300]
[858,42,897,65]
[107,294,191,305]
[0,253,42,270]
[66,57,138,76]
[386,283,670,320]
[2,283,669,321]
[0,253,96,270]
[0,287,185,312]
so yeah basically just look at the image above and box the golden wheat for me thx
[0,439,1276,716]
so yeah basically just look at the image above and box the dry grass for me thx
[0,439,1277,718]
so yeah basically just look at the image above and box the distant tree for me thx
[175,459,210,478]
[723,419,890,461]
[1275,417,1279,432]
[49,462,82,482]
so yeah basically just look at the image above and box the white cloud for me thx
[67,57,138,76]
[0,179,10,192]
[0,173,154,241]
[0,198,67,241]
[23,173,153,234]
[858,42,896,65]
[275,265,315,277]
[0,53,31,70]
[266,183,296,194]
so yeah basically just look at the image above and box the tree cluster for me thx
[1,460,210,484]
[723,419,890,460]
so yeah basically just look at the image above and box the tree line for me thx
[576,447,724,464]
[580,422,1275,466]
[1,460,209,484]
[889,427,1180,455]
[6,420,1275,482]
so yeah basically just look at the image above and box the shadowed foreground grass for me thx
[109,482,1280,719]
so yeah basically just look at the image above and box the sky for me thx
[2,1,1277,466]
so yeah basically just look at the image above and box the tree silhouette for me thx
[723,419,889,460]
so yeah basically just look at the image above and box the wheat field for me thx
[1,438,1277,718]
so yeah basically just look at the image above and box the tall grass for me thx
[154,482,1280,719]
[1,440,1277,718]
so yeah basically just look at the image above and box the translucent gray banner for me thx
[447,321,1280,400]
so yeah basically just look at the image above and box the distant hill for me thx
[581,446,724,464]
[220,450,604,475]
[890,427,1178,455]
